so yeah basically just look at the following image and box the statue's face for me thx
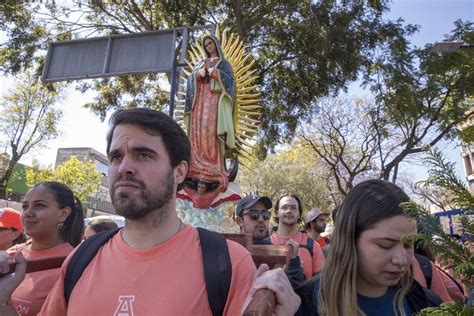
[197,183,206,194]
[204,38,217,55]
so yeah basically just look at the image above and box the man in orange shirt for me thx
[270,194,325,278]
[304,207,330,249]
[0,108,300,316]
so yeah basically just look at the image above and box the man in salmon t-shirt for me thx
[270,194,325,278]
[304,207,330,250]
[0,108,301,316]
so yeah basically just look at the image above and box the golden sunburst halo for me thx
[175,25,262,168]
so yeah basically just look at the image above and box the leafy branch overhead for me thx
[416,148,474,210]
[402,149,473,300]
[26,156,102,201]
[1,0,427,149]
[0,71,63,198]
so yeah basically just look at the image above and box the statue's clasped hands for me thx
[198,68,207,78]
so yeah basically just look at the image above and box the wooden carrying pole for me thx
[2,244,293,316]
[1,256,66,277]
[243,244,294,316]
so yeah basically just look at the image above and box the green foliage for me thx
[403,149,474,314]
[238,140,334,212]
[79,74,170,120]
[1,0,418,149]
[0,1,48,74]
[0,71,63,198]
[402,201,473,287]
[416,301,473,316]
[26,156,102,201]
[460,125,474,144]
[361,20,474,181]
[417,148,474,209]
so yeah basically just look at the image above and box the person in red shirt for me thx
[304,207,330,249]
[0,208,25,251]
[270,194,325,277]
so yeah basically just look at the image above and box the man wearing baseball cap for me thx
[235,193,273,245]
[304,207,330,249]
[0,208,24,251]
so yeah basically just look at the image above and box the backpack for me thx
[307,237,314,256]
[306,237,330,256]
[64,227,232,316]
[415,254,465,298]
[415,254,433,288]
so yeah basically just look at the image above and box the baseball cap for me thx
[304,208,327,224]
[236,194,272,217]
[0,208,23,232]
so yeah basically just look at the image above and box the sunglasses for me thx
[241,209,271,221]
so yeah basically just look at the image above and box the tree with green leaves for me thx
[364,20,474,182]
[238,140,334,212]
[1,0,416,149]
[0,71,63,199]
[404,148,473,314]
[300,21,474,194]
[26,156,102,201]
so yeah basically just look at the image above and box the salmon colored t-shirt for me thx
[412,259,452,302]
[7,242,73,316]
[271,231,325,278]
[315,236,327,249]
[40,225,256,316]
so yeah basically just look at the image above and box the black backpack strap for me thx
[415,254,433,289]
[306,237,314,256]
[406,280,442,312]
[434,264,465,295]
[64,228,120,304]
[197,227,232,316]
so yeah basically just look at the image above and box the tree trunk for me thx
[232,0,245,39]
[0,156,20,199]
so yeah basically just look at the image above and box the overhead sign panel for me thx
[42,30,176,82]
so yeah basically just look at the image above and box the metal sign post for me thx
[42,25,214,118]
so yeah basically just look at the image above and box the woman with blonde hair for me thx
[289,179,442,315]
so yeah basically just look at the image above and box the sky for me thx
[0,0,473,182]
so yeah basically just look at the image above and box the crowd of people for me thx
[0,107,469,315]
[234,182,468,315]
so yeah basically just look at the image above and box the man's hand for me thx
[245,264,301,316]
[285,239,299,259]
[0,251,26,304]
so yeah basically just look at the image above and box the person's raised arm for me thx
[0,251,25,316]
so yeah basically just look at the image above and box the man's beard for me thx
[315,225,326,234]
[111,171,174,221]
[252,224,268,241]
[281,216,298,226]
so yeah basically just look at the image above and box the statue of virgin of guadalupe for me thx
[183,35,236,208]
